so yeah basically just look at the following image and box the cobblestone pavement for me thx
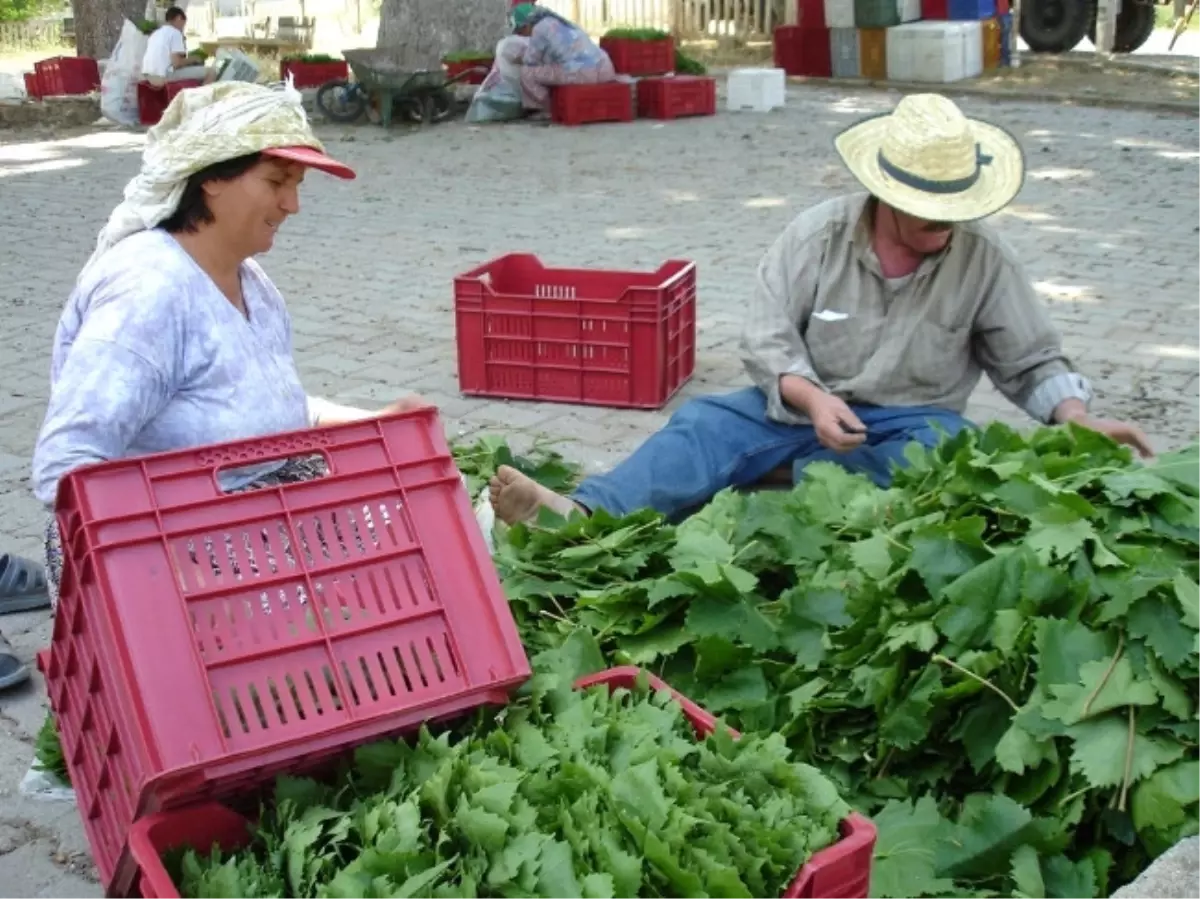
[0,86,1197,896]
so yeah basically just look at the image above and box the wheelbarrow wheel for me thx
[400,90,455,125]
[315,79,367,123]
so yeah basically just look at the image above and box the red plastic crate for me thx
[279,59,349,89]
[550,80,634,126]
[796,0,828,28]
[23,71,41,99]
[442,57,493,85]
[454,253,696,409]
[128,666,875,899]
[773,25,833,78]
[44,410,531,897]
[33,55,100,96]
[137,79,203,127]
[921,0,949,15]
[637,75,717,120]
[600,35,675,76]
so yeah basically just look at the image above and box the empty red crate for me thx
[773,25,833,78]
[454,253,696,409]
[23,71,41,99]
[637,75,717,120]
[44,409,530,896]
[137,79,203,126]
[33,55,100,96]
[600,35,675,76]
[922,0,949,15]
[551,80,635,126]
[279,59,349,89]
[128,666,876,899]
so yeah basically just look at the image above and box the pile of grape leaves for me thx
[451,435,581,500]
[174,650,850,898]
[498,423,1200,898]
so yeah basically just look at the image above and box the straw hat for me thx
[834,94,1025,222]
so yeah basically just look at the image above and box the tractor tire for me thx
[1020,0,1093,52]
[1089,0,1159,52]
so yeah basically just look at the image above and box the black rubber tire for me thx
[400,90,455,125]
[1020,0,1093,52]
[1088,0,1159,52]
[315,79,367,124]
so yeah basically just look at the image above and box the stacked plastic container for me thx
[773,0,833,76]
[799,0,1010,82]
[41,411,534,895]
[886,20,984,82]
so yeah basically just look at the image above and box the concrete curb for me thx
[701,67,1198,117]
[783,75,1200,117]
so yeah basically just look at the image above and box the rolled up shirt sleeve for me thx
[972,252,1093,423]
[739,215,825,424]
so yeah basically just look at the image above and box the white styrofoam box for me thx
[830,28,861,78]
[727,67,787,112]
[957,20,984,78]
[885,21,982,83]
[824,0,856,29]
[898,0,922,21]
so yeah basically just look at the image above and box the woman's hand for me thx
[377,394,430,416]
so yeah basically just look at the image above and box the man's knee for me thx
[668,388,767,434]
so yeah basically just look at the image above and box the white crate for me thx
[885,21,982,83]
[726,67,787,112]
[959,20,984,78]
[898,0,922,21]
[824,0,856,29]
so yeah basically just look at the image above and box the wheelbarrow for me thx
[315,47,488,127]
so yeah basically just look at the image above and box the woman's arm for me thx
[306,394,429,427]
[32,338,171,506]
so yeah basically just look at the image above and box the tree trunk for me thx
[70,0,146,59]
[377,0,508,70]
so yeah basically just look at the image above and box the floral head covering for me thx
[510,2,540,31]
[83,80,353,278]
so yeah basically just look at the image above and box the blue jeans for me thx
[571,387,972,519]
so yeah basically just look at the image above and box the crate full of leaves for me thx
[280,53,349,89]
[600,27,675,77]
[126,665,875,898]
[442,51,495,85]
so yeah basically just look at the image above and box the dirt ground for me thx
[967,55,1199,109]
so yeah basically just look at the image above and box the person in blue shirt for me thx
[509,2,616,115]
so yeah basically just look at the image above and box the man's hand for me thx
[809,393,868,453]
[779,374,867,453]
[1052,399,1154,458]
[378,394,429,416]
[1074,415,1155,459]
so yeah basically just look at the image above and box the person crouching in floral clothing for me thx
[509,2,616,116]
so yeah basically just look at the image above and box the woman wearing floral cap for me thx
[31,81,422,609]
[509,2,616,116]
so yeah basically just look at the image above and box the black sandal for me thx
[0,554,50,615]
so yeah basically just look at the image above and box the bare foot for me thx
[488,465,581,525]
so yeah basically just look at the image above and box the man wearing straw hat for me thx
[489,93,1154,526]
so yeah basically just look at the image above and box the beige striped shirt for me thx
[740,193,1092,426]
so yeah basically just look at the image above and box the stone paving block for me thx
[0,87,1196,896]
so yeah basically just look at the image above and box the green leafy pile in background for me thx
[499,424,1200,898]
[176,650,849,898]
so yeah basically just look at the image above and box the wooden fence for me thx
[0,19,70,50]
[540,0,784,40]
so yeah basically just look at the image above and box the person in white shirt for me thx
[142,6,216,87]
